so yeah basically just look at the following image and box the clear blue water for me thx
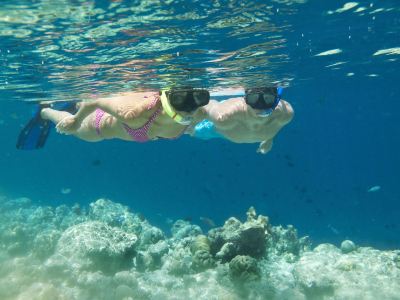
[1,0,399,249]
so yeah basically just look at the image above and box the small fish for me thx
[61,188,71,194]
[328,224,339,235]
[367,185,381,193]
[91,159,101,166]
[184,216,193,222]
[137,213,145,221]
[200,216,216,228]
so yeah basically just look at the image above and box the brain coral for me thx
[56,221,137,274]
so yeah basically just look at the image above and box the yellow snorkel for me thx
[160,90,192,125]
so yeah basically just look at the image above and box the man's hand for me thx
[257,139,273,154]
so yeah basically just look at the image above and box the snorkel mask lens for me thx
[168,91,187,110]
[262,90,277,107]
[245,87,278,110]
[168,89,210,112]
[193,90,210,107]
[245,93,262,107]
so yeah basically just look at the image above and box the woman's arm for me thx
[79,92,152,123]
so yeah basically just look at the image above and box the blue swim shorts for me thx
[192,119,225,140]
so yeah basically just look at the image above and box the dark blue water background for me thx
[0,0,399,248]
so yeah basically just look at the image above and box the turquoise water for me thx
[1,1,400,299]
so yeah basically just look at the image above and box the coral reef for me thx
[0,196,399,300]
[208,207,269,262]
[293,244,400,299]
[190,235,215,271]
[55,221,138,274]
[229,255,260,283]
[340,239,357,254]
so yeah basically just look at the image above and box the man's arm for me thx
[256,100,293,154]
[277,100,294,125]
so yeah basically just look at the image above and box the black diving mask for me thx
[245,87,283,115]
[166,88,210,113]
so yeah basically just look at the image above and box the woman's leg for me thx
[40,107,71,125]
[54,92,154,134]
[41,107,102,142]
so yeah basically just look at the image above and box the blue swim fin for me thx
[16,101,78,150]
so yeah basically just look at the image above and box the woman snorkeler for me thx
[17,88,210,148]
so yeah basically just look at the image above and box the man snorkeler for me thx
[190,87,294,154]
